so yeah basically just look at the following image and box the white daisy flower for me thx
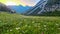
[10,29,12,31]
[32,21,35,23]
[44,25,46,27]
[56,23,59,26]
[16,27,20,30]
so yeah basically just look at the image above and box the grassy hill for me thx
[0,12,60,34]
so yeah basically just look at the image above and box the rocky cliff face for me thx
[25,0,60,15]
[0,2,16,13]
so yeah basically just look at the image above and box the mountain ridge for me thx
[0,2,16,13]
[24,0,60,16]
[8,5,32,13]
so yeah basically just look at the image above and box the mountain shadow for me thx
[0,2,16,13]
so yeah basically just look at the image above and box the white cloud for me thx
[20,0,40,6]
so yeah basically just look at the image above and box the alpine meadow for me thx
[0,0,60,34]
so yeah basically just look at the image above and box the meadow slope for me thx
[0,12,60,34]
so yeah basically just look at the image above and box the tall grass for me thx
[0,12,60,34]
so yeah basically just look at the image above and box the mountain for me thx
[25,0,60,16]
[8,5,32,13]
[0,2,16,13]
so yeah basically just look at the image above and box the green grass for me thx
[0,12,60,34]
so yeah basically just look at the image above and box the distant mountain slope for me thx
[25,0,60,16]
[0,2,16,13]
[8,5,32,13]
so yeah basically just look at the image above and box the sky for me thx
[20,0,40,6]
[0,0,40,6]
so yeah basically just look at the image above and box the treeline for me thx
[24,10,60,16]
[37,10,60,16]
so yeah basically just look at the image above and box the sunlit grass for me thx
[0,12,60,34]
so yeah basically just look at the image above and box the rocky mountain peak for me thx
[25,0,60,15]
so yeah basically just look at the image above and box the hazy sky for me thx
[20,0,40,6]
[0,0,40,6]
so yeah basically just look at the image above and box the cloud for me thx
[20,0,40,6]
[0,0,40,6]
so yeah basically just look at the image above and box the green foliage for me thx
[0,12,60,34]
[38,10,60,16]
